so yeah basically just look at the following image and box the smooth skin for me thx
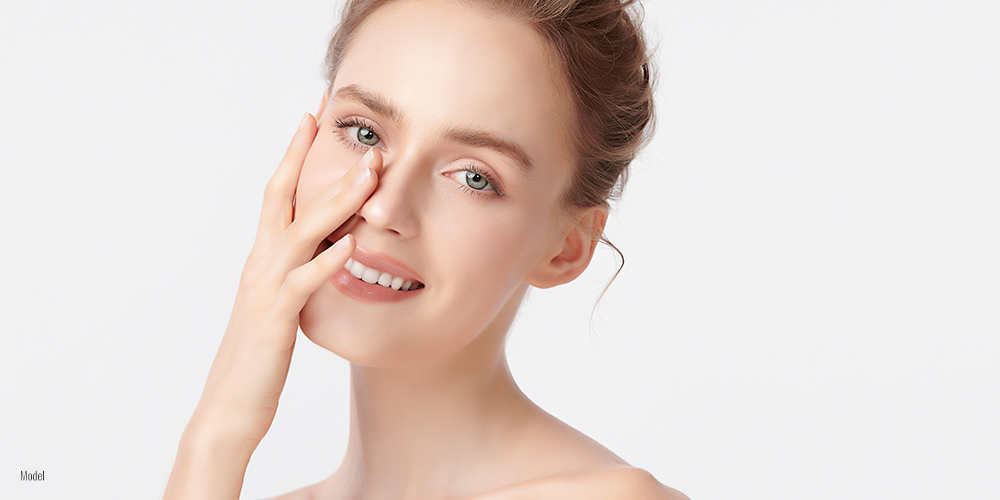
[162,115,382,499]
[163,1,687,499]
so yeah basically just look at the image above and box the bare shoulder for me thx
[582,467,690,500]
[471,467,690,500]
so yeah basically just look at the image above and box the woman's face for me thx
[297,0,580,366]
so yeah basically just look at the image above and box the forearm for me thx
[163,422,255,500]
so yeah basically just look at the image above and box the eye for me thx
[449,165,504,198]
[349,125,381,146]
[465,171,489,190]
[333,117,384,150]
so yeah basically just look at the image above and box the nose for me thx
[356,149,421,238]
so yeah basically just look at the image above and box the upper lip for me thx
[335,242,424,284]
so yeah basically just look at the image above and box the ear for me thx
[527,204,609,289]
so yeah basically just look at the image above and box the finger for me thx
[260,149,380,289]
[302,147,384,213]
[273,234,356,319]
[250,113,317,260]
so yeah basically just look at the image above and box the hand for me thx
[187,113,381,455]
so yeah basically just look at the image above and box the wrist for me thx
[181,413,259,464]
[163,421,255,500]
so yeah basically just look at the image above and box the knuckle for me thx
[311,253,332,274]
[282,221,303,245]
[262,177,286,203]
[238,271,254,290]
[238,268,266,293]
[238,260,261,288]
[330,190,356,212]
[282,268,310,296]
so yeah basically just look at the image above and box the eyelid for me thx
[332,115,386,150]
[449,163,505,198]
[331,116,505,198]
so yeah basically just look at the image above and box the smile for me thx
[327,243,426,303]
[344,258,425,291]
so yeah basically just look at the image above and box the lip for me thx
[341,244,424,284]
[327,242,425,303]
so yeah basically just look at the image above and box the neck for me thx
[332,285,537,500]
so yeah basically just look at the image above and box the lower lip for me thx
[330,268,424,303]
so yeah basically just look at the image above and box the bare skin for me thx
[162,1,687,499]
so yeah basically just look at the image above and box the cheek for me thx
[298,187,561,366]
[430,209,548,310]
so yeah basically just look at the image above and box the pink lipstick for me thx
[329,244,425,303]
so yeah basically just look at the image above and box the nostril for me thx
[355,176,418,238]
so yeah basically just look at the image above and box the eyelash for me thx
[333,116,382,152]
[332,115,505,199]
[457,163,505,198]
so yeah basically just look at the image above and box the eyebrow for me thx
[332,84,405,124]
[332,84,534,173]
[442,127,533,173]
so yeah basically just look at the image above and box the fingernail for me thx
[360,148,375,169]
[298,113,311,131]
[352,166,372,186]
[331,235,351,252]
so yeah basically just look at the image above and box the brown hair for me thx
[323,0,656,210]
[323,0,655,298]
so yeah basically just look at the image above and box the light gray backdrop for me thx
[1,1,997,499]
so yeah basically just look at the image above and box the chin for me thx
[297,290,460,368]
[299,296,400,367]
[298,273,520,368]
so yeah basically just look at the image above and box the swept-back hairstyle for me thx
[323,0,656,210]
[323,0,656,295]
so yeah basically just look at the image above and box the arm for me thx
[162,423,253,500]
[162,113,382,499]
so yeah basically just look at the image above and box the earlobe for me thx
[527,205,609,289]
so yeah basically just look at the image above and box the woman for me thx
[164,0,685,498]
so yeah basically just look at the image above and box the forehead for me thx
[332,0,576,170]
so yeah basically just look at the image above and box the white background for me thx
[1,1,998,499]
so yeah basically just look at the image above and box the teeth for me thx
[342,258,422,291]
[348,259,365,279]
[377,272,392,287]
[361,267,380,284]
